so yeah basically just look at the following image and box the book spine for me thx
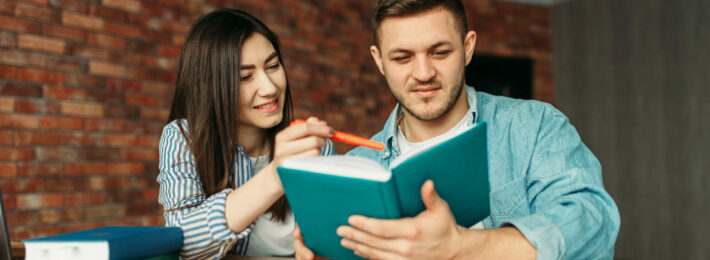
[110,228,183,260]
[380,179,402,218]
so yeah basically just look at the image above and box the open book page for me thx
[280,155,392,181]
[390,123,475,169]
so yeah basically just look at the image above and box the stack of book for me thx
[22,226,183,260]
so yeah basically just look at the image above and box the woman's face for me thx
[237,33,287,131]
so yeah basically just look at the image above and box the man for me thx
[295,0,620,259]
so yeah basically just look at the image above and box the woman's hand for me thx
[267,117,333,184]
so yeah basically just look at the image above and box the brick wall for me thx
[0,0,551,242]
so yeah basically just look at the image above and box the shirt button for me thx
[383,151,390,157]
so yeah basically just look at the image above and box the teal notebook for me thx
[22,226,183,260]
[278,121,490,260]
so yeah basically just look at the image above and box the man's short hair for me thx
[371,0,468,46]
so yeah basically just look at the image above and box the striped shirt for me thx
[157,120,335,259]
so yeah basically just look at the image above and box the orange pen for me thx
[290,119,385,151]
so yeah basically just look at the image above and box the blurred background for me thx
[0,0,707,259]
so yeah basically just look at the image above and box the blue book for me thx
[278,122,490,260]
[22,226,183,260]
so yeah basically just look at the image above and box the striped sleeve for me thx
[157,121,251,260]
[322,139,336,156]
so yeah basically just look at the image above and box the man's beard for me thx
[393,75,465,121]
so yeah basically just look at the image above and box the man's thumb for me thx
[421,180,445,211]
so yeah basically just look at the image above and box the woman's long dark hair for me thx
[167,9,293,222]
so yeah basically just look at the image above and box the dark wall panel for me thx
[552,0,710,259]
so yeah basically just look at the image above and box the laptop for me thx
[0,188,13,260]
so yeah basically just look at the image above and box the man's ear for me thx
[370,45,385,75]
[463,31,477,66]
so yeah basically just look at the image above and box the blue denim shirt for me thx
[347,86,620,259]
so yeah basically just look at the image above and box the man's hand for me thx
[336,180,466,259]
[294,225,331,260]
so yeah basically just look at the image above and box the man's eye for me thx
[239,75,252,81]
[392,56,410,62]
[433,50,451,56]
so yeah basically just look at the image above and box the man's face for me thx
[371,8,475,121]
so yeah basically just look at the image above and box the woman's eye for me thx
[267,63,280,70]
[239,75,252,81]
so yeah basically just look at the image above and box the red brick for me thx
[0,31,15,47]
[0,49,45,67]
[120,148,158,161]
[0,97,13,112]
[62,11,104,30]
[64,192,105,206]
[88,61,126,78]
[136,135,159,147]
[3,196,15,211]
[14,132,57,145]
[106,162,144,175]
[0,82,43,97]
[40,208,84,224]
[0,1,14,14]
[14,2,60,22]
[35,147,84,161]
[104,21,142,38]
[49,0,88,13]
[14,99,47,113]
[6,212,40,226]
[17,68,63,84]
[0,130,11,145]
[68,44,112,60]
[64,162,107,175]
[0,114,40,129]
[84,148,119,161]
[85,205,126,219]
[44,86,89,100]
[125,93,161,107]
[158,45,180,57]
[13,225,63,241]
[42,23,86,42]
[88,32,126,49]
[18,34,66,53]
[102,0,140,13]
[0,148,34,161]
[85,119,124,131]
[89,4,128,22]
[62,73,104,88]
[0,178,45,193]
[0,163,16,178]
[141,188,158,200]
[0,65,16,79]
[60,132,100,146]
[140,107,169,120]
[106,78,141,92]
[60,101,103,117]
[16,193,63,210]
[45,178,88,191]
[102,134,137,147]
[17,163,63,177]
[141,82,171,95]
[25,0,48,5]
[0,14,41,33]
[40,116,84,130]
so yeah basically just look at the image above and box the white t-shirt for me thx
[246,155,296,257]
[396,113,485,230]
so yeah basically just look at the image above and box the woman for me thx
[158,9,334,259]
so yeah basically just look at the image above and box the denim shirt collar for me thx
[381,85,479,158]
